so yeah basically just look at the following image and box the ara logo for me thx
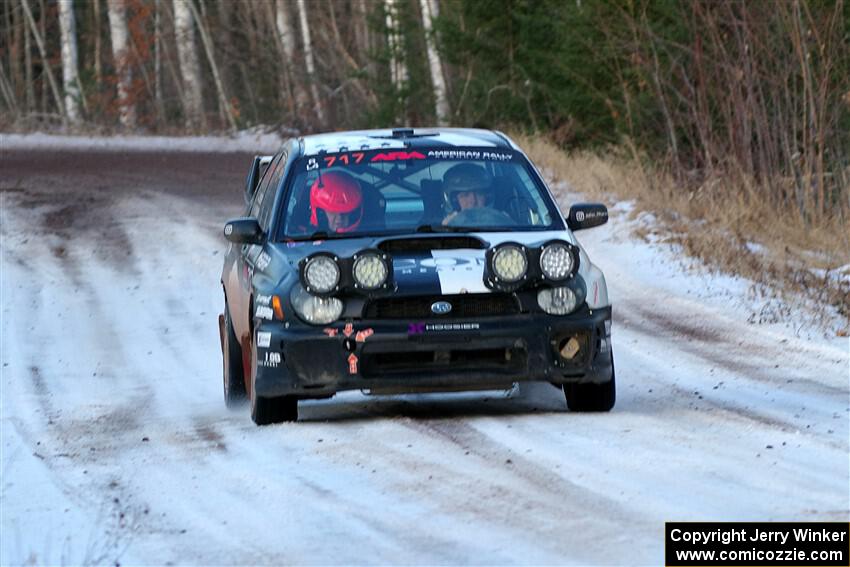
[370,151,426,162]
[431,301,452,315]
[575,211,586,222]
[224,224,233,236]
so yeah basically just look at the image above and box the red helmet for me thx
[309,171,363,233]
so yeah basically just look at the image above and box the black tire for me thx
[249,339,298,425]
[564,364,616,412]
[222,303,247,407]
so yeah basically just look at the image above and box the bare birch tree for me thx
[93,0,103,91]
[185,0,237,131]
[296,0,325,127]
[0,63,17,115]
[354,0,371,63]
[20,0,66,120]
[153,0,164,121]
[173,0,204,129]
[24,10,34,112]
[385,0,408,94]
[0,2,15,112]
[419,0,448,125]
[39,0,47,115]
[275,0,307,117]
[58,0,82,124]
[9,5,23,107]
[106,0,136,127]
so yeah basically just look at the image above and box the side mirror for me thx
[224,218,264,244]
[244,155,274,205]
[567,203,608,231]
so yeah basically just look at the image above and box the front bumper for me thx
[253,305,613,398]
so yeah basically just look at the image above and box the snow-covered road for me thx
[2,147,847,565]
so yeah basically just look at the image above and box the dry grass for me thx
[515,133,850,331]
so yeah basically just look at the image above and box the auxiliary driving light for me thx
[352,251,389,290]
[539,242,575,281]
[491,244,528,283]
[302,253,340,294]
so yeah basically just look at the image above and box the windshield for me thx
[277,147,562,239]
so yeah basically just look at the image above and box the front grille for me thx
[363,293,519,319]
[361,345,527,378]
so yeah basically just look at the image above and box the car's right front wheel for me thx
[564,362,616,412]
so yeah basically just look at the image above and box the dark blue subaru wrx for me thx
[220,128,614,424]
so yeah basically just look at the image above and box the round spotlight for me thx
[290,285,344,324]
[353,252,388,290]
[540,242,574,281]
[492,245,528,283]
[303,255,340,294]
[537,286,578,315]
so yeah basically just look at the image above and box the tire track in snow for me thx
[407,416,656,525]
[620,298,846,394]
[614,295,848,442]
[288,410,655,563]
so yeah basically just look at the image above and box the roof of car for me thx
[298,128,517,157]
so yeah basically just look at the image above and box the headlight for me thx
[492,244,528,283]
[352,252,388,290]
[303,254,340,294]
[290,285,344,325]
[540,242,574,281]
[537,287,578,315]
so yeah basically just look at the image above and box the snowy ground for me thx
[1,139,848,565]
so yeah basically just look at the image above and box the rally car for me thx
[219,128,614,425]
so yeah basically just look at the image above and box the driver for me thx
[309,171,363,233]
[442,163,494,225]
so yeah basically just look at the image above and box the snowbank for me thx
[0,129,285,153]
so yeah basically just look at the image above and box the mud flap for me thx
[218,314,225,353]
[241,336,253,398]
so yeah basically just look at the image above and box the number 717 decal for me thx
[322,153,366,167]
[307,150,428,171]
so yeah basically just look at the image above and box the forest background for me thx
[1,0,848,325]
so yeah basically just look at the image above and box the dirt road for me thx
[2,147,847,565]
